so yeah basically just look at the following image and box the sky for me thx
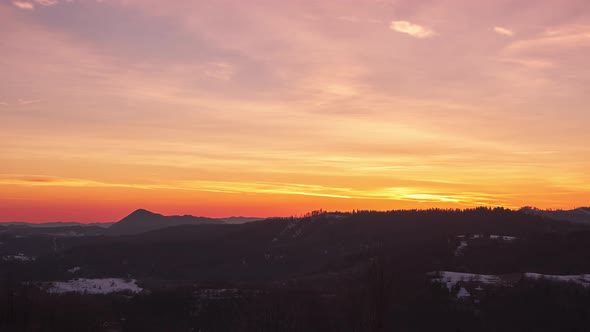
[1,0,590,222]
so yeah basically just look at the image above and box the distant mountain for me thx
[106,209,225,236]
[0,224,107,237]
[0,222,114,228]
[520,207,590,224]
[219,216,264,224]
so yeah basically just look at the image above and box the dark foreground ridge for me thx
[2,207,590,331]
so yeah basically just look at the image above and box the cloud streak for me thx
[17,99,42,105]
[12,1,34,10]
[0,174,506,206]
[504,25,590,53]
[336,16,360,23]
[390,20,436,38]
[494,26,514,36]
[34,0,59,6]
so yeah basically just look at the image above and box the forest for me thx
[2,208,590,331]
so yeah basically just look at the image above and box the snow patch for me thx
[430,271,504,289]
[48,278,142,294]
[456,234,518,243]
[2,253,35,262]
[67,266,81,273]
[457,287,470,298]
[454,241,468,256]
[50,232,86,237]
[195,288,242,300]
[489,235,518,241]
[524,273,590,287]
[457,234,518,241]
[431,271,590,293]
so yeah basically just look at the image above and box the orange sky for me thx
[1,0,589,222]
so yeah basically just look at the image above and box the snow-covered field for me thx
[489,235,518,241]
[195,288,240,300]
[431,271,590,298]
[48,278,142,294]
[2,253,35,262]
[49,231,86,237]
[457,234,518,241]
[430,271,504,289]
[524,273,590,287]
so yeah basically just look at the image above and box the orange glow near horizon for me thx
[1,0,589,222]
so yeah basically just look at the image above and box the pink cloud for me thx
[35,0,59,6]
[12,1,35,10]
[390,20,436,38]
[494,26,514,36]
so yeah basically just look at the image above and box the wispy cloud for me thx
[17,99,42,105]
[0,175,355,199]
[0,175,160,190]
[504,25,590,53]
[337,16,383,24]
[499,24,590,72]
[0,174,506,206]
[337,16,360,23]
[390,20,436,38]
[202,62,235,81]
[12,1,34,10]
[494,26,514,37]
[499,58,554,69]
[0,99,42,106]
[34,0,59,6]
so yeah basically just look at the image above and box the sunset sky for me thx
[1,0,589,222]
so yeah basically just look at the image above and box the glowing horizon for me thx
[1,0,589,222]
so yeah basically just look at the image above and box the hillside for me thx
[4,208,590,331]
[34,207,590,282]
[520,207,590,224]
